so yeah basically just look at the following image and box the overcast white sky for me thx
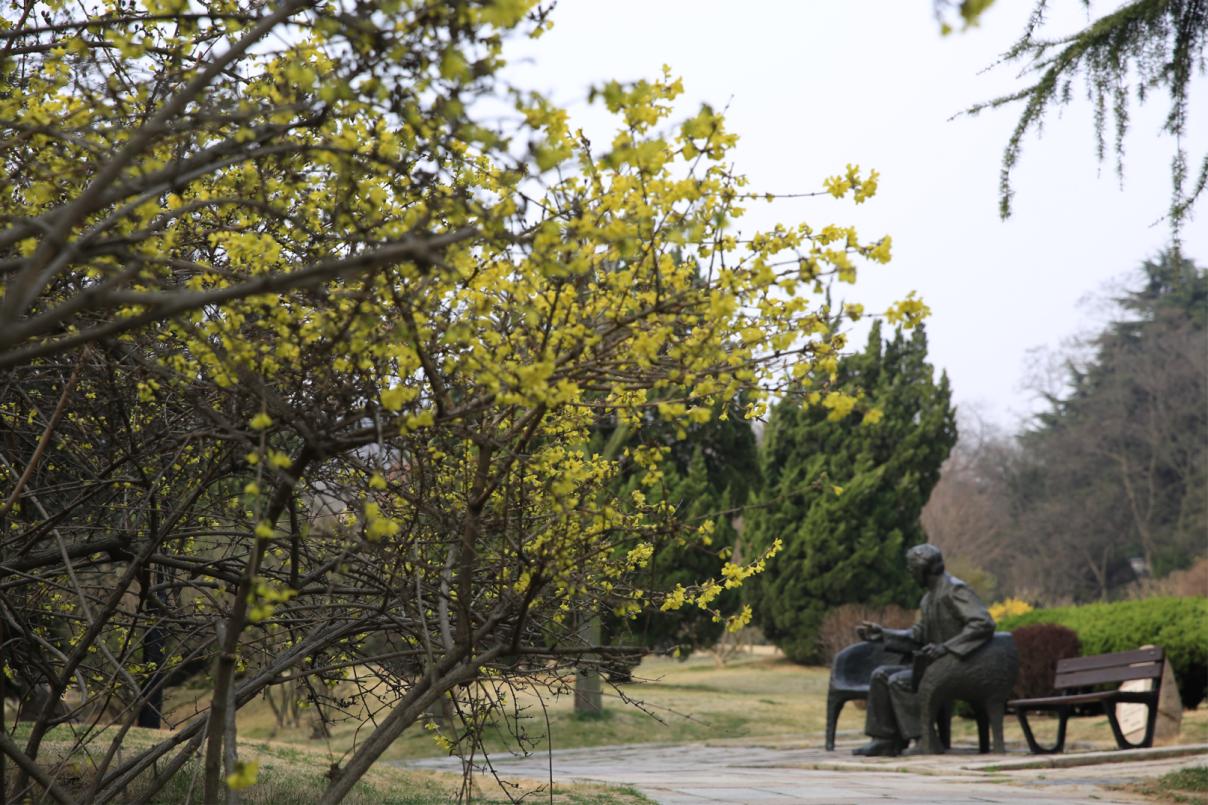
[505,1,1207,429]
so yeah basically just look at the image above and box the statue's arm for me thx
[881,621,924,654]
[942,586,996,658]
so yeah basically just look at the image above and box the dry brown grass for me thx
[10,725,652,804]
[1126,556,1208,599]
[816,604,916,664]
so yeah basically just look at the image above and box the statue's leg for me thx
[853,665,910,756]
[888,669,924,748]
[864,665,908,739]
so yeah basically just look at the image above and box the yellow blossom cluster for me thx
[988,597,1033,621]
[0,1,935,791]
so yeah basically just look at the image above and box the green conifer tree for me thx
[747,322,956,662]
[607,403,758,656]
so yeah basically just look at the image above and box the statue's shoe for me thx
[852,738,905,757]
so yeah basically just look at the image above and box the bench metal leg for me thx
[986,699,1006,754]
[1016,707,1070,754]
[936,703,952,751]
[969,703,989,753]
[826,692,847,751]
[1105,700,1158,750]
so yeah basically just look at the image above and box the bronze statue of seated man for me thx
[852,543,995,757]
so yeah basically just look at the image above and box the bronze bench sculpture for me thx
[849,544,1011,756]
[826,640,952,751]
[828,633,1017,753]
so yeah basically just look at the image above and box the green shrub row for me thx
[999,597,1208,709]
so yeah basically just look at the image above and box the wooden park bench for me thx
[1009,646,1165,754]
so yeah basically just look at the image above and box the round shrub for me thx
[1000,597,1208,709]
[1010,623,1081,699]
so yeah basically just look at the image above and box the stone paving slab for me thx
[403,740,1208,804]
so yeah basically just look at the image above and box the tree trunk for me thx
[137,625,164,729]
[573,610,601,715]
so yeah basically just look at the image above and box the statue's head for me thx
[905,543,944,586]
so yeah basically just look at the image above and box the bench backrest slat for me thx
[1056,647,1163,673]
[1056,662,1163,689]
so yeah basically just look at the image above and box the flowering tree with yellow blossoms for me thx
[0,0,919,802]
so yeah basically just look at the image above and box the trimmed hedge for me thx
[1000,597,1208,709]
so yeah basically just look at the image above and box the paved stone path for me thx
[405,739,1208,804]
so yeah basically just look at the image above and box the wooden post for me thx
[573,610,601,715]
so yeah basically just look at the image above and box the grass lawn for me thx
[186,649,847,763]
[18,649,1205,803]
[191,648,1208,762]
[1124,765,1208,804]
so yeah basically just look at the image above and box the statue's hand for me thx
[919,643,949,661]
[856,621,883,642]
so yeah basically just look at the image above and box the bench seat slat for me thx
[1056,648,1163,673]
[1055,664,1162,689]
[1009,689,1158,709]
[1011,691,1117,708]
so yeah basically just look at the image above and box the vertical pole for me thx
[573,424,628,718]
[572,610,601,715]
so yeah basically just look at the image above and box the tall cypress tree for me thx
[747,322,956,662]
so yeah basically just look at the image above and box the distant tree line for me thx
[925,252,1207,603]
